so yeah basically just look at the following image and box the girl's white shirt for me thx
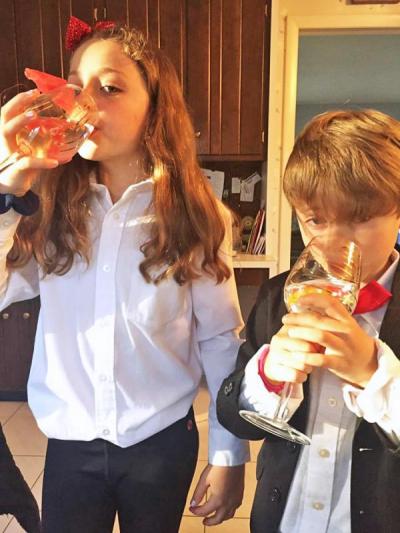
[0,178,249,466]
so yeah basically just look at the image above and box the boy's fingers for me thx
[295,293,350,320]
[283,312,352,334]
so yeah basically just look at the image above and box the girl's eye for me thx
[101,85,121,94]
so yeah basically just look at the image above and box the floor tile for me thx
[196,419,208,462]
[0,402,22,425]
[205,518,249,532]
[2,404,47,456]
[235,463,256,519]
[13,456,44,490]
[249,439,263,462]
[194,385,209,423]
[0,516,12,533]
[180,516,205,532]
[30,472,43,511]
[3,517,25,532]
[184,460,208,515]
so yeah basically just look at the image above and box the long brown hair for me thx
[283,109,400,221]
[8,25,230,284]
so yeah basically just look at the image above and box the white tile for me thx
[0,402,22,424]
[0,515,12,533]
[2,404,47,456]
[3,516,26,532]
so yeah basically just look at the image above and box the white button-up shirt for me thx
[0,178,249,466]
[240,251,400,532]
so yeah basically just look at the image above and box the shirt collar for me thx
[356,249,399,335]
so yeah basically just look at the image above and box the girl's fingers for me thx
[1,89,40,123]
[14,156,59,171]
[1,111,38,149]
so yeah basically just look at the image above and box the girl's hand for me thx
[263,324,320,385]
[189,464,244,525]
[0,90,58,196]
[282,292,377,388]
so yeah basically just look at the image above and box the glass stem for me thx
[273,382,293,421]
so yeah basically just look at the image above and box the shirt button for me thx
[312,502,324,511]
[102,429,110,436]
[2,220,10,227]
[113,213,120,220]
[99,374,107,382]
[103,264,111,272]
[328,397,337,407]
[319,448,330,458]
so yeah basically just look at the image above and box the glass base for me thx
[239,410,311,446]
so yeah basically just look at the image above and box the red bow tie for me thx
[353,280,392,315]
[65,16,116,51]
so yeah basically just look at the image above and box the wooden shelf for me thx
[233,253,277,275]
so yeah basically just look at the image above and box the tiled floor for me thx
[0,388,261,532]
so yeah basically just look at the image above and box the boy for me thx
[217,110,400,533]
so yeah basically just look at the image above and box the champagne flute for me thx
[240,236,361,445]
[0,84,97,171]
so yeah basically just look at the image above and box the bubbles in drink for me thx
[284,278,359,313]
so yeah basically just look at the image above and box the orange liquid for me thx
[285,279,358,313]
[16,117,91,163]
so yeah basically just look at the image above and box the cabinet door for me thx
[0,297,40,400]
[105,0,185,84]
[186,0,267,159]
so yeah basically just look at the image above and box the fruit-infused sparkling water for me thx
[284,277,359,313]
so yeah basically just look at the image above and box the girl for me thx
[0,17,248,533]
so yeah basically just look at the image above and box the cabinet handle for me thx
[195,131,201,138]
[2,312,10,320]
[22,312,30,319]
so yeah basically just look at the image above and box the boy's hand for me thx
[282,292,377,388]
[264,324,321,385]
[189,464,244,525]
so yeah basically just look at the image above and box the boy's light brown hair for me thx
[283,109,400,221]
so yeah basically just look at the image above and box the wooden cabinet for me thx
[0,297,40,400]
[0,0,269,160]
[186,0,268,159]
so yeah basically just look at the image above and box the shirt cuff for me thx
[239,345,303,418]
[208,412,250,466]
[343,339,400,439]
